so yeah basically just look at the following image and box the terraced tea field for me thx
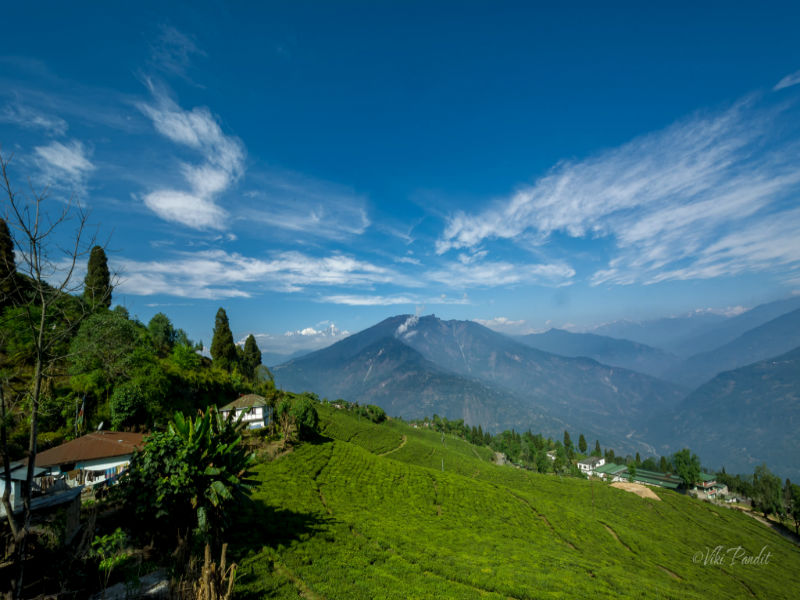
[231,406,800,598]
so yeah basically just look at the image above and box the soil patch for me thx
[611,481,661,501]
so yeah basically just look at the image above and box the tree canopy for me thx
[210,307,237,372]
[672,448,701,488]
[83,245,112,311]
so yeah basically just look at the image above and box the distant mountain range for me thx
[653,346,800,480]
[514,329,681,380]
[588,296,800,358]
[261,349,311,368]
[663,307,800,388]
[270,297,800,477]
[273,315,684,453]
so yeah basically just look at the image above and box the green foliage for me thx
[234,407,800,599]
[121,406,254,548]
[147,312,176,355]
[672,448,700,488]
[578,433,587,454]
[752,463,783,518]
[291,396,319,441]
[91,527,132,590]
[241,334,262,380]
[789,483,800,534]
[593,439,601,457]
[0,218,16,308]
[210,307,237,372]
[84,245,112,311]
[170,343,202,371]
[68,310,140,396]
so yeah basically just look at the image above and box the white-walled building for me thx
[220,394,270,429]
[34,430,145,488]
[577,456,606,474]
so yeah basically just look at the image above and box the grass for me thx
[231,405,800,599]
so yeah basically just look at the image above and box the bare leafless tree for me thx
[1,150,105,598]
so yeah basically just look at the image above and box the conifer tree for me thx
[0,218,16,308]
[594,439,601,457]
[563,430,572,449]
[84,245,112,310]
[578,433,587,454]
[242,333,262,379]
[210,307,237,372]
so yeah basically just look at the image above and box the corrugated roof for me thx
[596,463,627,475]
[34,431,145,467]
[220,394,267,411]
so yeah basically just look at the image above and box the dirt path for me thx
[611,481,661,501]
[601,522,633,552]
[378,434,407,456]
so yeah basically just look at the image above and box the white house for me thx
[0,461,46,515]
[220,394,270,429]
[577,456,605,475]
[34,430,145,488]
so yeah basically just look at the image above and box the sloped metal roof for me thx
[34,431,145,467]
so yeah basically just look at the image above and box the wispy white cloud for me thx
[247,322,350,355]
[320,293,470,306]
[137,82,245,229]
[1,102,67,135]
[427,259,575,288]
[436,97,800,286]
[241,169,370,240]
[473,316,526,331]
[774,69,800,91]
[115,249,398,299]
[33,139,94,191]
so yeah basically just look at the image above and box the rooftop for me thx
[595,463,627,475]
[34,431,145,468]
[220,394,268,411]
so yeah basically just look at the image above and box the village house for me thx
[220,394,270,429]
[577,456,605,474]
[593,462,628,481]
[692,472,728,499]
[0,461,46,514]
[34,430,145,488]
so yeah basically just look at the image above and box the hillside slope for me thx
[654,346,800,479]
[232,405,800,599]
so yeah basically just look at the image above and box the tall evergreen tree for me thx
[659,456,669,472]
[594,440,601,457]
[242,334,262,379]
[0,218,16,308]
[578,433,587,454]
[210,307,237,372]
[563,430,572,449]
[84,245,112,310]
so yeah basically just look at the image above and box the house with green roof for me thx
[691,472,727,499]
[594,462,628,481]
[220,394,270,430]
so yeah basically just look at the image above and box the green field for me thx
[231,404,800,598]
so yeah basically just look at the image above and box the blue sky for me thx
[2,2,800,354]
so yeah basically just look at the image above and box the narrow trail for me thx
[508,491,576,550]
[378,434,407,456]
[601,522,633,553]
